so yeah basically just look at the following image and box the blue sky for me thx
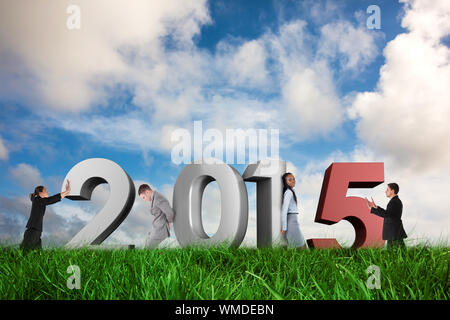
[0,0,449,247]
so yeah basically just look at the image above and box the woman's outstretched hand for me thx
[61,180,71,199]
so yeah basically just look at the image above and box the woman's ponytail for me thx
[30,186,44,201]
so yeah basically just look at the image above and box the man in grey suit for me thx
[138,184,175,249]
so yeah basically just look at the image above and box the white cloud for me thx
[282,62,343,139]
[159,125,181,152]
[159,183,174,204]
[400,0,450,42]
[218,39,269,87]
[130,49,211,119]
[318,20,380,71]
[286,161,299,177]
[306,0,342,25]
[0,137,8,160]
[0,0,210,111]
[10,163,44,190]
[349,0,450,172]
[53,112,161,153]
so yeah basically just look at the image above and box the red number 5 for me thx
[307,163,385,248]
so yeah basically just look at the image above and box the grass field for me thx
[0,245,448,300]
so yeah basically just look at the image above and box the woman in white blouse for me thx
[281,172,307,249]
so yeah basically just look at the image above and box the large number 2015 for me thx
[62,158,385,249]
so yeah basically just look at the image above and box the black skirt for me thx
[20,228,42,250]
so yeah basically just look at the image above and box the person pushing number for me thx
[20,180,71,251]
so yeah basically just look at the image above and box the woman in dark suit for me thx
[20,180,70,251]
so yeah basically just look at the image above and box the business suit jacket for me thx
[370,195,407,241]
[26,194,62,231]
[149,190,175,239]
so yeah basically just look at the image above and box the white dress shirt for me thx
[281,188,299,231]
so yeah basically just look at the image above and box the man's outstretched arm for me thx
[370,206,387,218]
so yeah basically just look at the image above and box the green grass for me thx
[0,245,448,300]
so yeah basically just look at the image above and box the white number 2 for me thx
[62,158,135,248]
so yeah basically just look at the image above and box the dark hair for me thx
[138,184,152,195]
[387,183,399,194]
[30,186,44,201]
[282,172,297,204]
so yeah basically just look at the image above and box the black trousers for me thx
[386,239,406,249]
[20,228,42,251]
